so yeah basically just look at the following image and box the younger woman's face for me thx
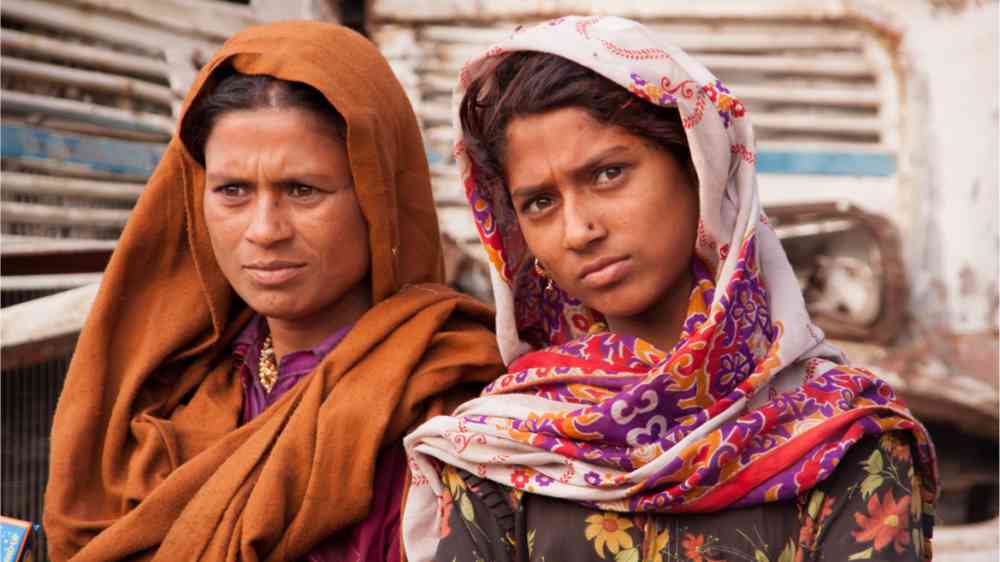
[504,106,698,323]
[203,107,370,327]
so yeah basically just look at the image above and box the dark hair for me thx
[460,52,694,203]
[182,70,347,164]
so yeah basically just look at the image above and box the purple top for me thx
[233,315,404,562]
[234,315,354,423]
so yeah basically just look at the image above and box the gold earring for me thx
[534,258,557,297]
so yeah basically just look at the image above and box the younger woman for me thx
[404,16,937,562]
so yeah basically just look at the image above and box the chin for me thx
[240,292,303,320]
[247,303,301,321]
[582,287,658,320]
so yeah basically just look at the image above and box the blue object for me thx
[756,150,896,177]
[1,123,165,178]
[0,517,31,562]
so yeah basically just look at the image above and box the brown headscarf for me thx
[43,21,503,562]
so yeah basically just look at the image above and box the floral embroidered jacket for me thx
[434,432,931,562]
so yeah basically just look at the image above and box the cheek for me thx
[203,207,244,268]
[337,200,370,256]
[642,191,698,263]
[517,218,560,269]
[633,173,697,232]
[308,200,371,271]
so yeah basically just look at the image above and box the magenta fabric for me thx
[233,315,404,562]
[234,315,354,422]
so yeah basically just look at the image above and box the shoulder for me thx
[814,431,926,508]
[825,431,920,486]
[434,465,519,562]
[802,431,934,561]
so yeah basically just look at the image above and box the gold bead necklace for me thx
[257,334,279,394]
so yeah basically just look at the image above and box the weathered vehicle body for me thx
[1,1,996,560]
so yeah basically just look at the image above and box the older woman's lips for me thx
[243,261,305,286]
[578,256,631,289]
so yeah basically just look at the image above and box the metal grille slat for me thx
[2,352,72,562]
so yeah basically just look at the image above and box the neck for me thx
[605,269,693,352]
[265,281,372,359]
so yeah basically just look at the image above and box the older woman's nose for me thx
[245,193,293,247]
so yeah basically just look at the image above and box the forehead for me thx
[210,107,342,143]
[503,107,641,180]
[205,108,348,169]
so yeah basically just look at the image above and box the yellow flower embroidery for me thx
[584,512,635,559]
[652,528,670,562]
[441,465,464,497]
[909,468,922,519]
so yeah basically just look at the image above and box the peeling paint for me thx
[959,263,979,297]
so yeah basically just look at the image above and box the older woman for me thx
[43,22,503,562]
[403,16,938,562]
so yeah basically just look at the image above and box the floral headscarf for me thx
[402,16,937,562]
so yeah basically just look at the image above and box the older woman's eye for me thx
[215,184,248,198]
[595,166,624,185]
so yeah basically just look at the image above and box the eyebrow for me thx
[204,173,350,186]
[508,144,632,201]
[205,173,245,186]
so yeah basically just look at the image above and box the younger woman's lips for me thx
[579,257,631,289]
[244,264,305,286]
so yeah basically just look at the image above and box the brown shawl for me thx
[43,21,503,562]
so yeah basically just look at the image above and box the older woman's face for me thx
[203,107,369,326]
[504,106,698,322]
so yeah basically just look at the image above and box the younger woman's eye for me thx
[595,166,624,185]
[523,195,555,215]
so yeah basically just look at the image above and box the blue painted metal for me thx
[756,150,896,177]
[1,124,164,178]
[422,144,897,177]
[425,141,444,165]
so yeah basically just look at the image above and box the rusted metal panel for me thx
[933,518,1000,561]
[839,338,998,438]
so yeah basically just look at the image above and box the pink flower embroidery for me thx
[510,468,531,489]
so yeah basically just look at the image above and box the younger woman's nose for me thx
[562,198,605,250]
